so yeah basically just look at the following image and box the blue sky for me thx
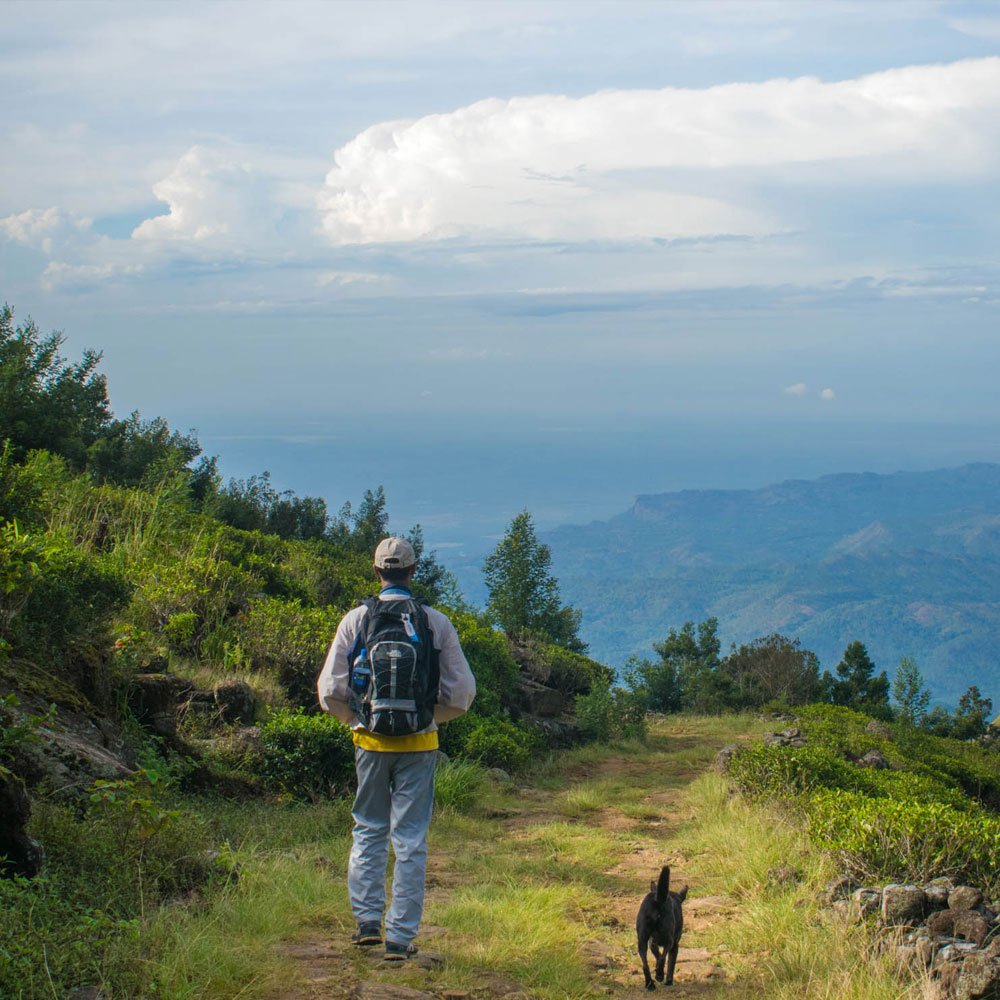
[3,1,1000,551]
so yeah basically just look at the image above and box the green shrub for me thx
[461,717,539,771]
[809,788,1000,889]
[451,610,520,715]
[236,598,342,704]
[541,644,612,695]
[259,708,354,800]
[575,678,647,743]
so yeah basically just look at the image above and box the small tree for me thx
[824,640,891,718]
[482,510,585,651]
[891,655,930,726]
[645,618,723,713]
[720,633,820,709]
[952,685,993,739]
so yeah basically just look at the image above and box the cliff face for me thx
[545,464,1000,702]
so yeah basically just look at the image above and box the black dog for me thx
[636,865,686,990]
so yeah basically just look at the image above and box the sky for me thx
[3,0,1000,559]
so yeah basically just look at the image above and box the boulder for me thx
[0,774,42,878]
[950,886,984,911]
[881,884,926,925]
[213,680,257,725]
[514,677,565,718]
[954,945,1000,1000]
[928,909,991,947]
[127,673,189,738]
[715,744,739,773]
[821,875,855,905]
[857,749,890,769]
[851,887,882,919]
[764,727,807,747]
[925,877,956,910]
[767,865,801,888]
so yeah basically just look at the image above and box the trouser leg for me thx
[384,750,437,945]
[348,748,392,926]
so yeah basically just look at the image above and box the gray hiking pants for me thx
[348,747,437,944]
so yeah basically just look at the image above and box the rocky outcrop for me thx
[0,773,41,878]
[127,673,192,738]
[828,876,1000,999]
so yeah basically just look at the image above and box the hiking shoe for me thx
[351,923,382,946]
[383,940,418,961]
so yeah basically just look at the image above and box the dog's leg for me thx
[654,942,665,983]
[638,936,655,991]
[665,942,679,986]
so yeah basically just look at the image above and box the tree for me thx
[644,618,722,713]
[891,655,930,726]
[86,411,202,487]
[0,304,110,466]
[824,640,891,718]
[720,633,820,709]
[482,510,585,651]
[952,685,993,739]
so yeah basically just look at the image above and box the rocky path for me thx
[274,722,745,1000]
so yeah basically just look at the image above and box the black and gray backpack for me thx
[347,597,440,737]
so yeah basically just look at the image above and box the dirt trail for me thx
[276,724,744,1000]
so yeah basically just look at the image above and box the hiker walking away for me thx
[317,537,476,961]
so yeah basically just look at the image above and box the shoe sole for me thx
[353,935,382,947]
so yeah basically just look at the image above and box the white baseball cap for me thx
[373,536,417,569]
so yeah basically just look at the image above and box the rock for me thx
[213,680,257,725]
[954,948,1000,1000]
[852,887,882,919]
[486,767,512,783]
[127,673,188,738]
[715,744,740,772]
[865,720,893,739]
[935,942,981,968]
[764,727,807,747]
[926,877,956,909]
[881,884,926,925]
[581,940,613,969]
[822,875,855,905]
[929,909,991,947]
[916,936,937,968]
[857,749,890,769]
[767,865,802,888]
[514,676,566,718]
[950,886,984,911]
[0,774,42,878]
[413,950,444,970]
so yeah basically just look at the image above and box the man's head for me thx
[373,536,417,585]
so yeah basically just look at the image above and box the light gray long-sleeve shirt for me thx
[317,593,476,732]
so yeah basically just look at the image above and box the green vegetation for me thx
[726,703,1000,891]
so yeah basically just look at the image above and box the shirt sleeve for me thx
[429,610,477,723]
[317,606,364,725]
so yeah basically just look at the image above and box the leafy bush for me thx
[236,598,342,704]
[540,644,612,695]
[461,717,539,771]
[725,702,1000,893]
[451,610,520,715]
[575,677,647,743]
[259,708,354,800]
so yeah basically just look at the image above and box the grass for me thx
[7,713,929,999]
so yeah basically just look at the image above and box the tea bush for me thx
[725,702,1000,892]
[575,677,647,743]
[259,708,354,800]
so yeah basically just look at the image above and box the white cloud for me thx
[40,261,143,291]
[319,58,1000,246]
[820,387,836,401]
[316,270,384,287]
[0,207,90,254]
[132,144,322,254]
[784,382,808,396]
[949,17,1000,41]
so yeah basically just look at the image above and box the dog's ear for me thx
[677,885,688,902]
[650,879,657,894]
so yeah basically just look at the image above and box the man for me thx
[317,536,476,960]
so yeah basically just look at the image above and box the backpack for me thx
[347,596,440,737]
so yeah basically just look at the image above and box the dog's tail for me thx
[656,865,671,903]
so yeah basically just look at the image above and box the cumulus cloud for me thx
[820,387,836,401]
[0,207,90,253]
[319,58,1000,246]
[132,144,321,254]
[784,382,808,396]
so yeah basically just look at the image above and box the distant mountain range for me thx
[543,463,1000,704]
